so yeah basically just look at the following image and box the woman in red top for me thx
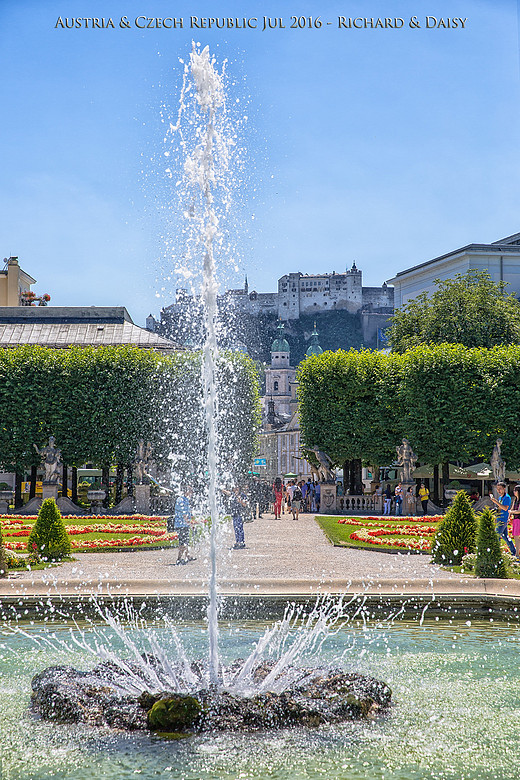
[273,477,283,519]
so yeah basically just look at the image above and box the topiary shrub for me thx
[0,523,7,577]
[431,489,477,565]
[28,498,71,561]
[475,507,507,579]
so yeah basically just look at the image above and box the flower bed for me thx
[338,515,442,552]
[0,514,180,553]
[316,514,444,553]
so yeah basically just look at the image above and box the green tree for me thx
[388,270,520,352]
[297,349,402,468]
[28,498,71,560]
[475,507,507,578]
[431,490,477,565]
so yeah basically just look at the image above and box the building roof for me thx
[386,232,520,284]
[271,322,290,353]
[0,306,177,351]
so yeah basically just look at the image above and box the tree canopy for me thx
[297,344,520,471]
[387,270,520,352]
[0,345,260,483]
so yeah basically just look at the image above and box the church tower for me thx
[264,321,296,420]
[305,323,323,357]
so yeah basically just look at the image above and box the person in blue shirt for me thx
[174,484,195,565]
[221,485,248,549]
[489,481,516,556]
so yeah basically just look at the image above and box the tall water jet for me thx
[170,44,235,686]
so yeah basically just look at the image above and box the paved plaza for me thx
[2,510,520,600]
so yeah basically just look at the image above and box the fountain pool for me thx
[1,614,518,780]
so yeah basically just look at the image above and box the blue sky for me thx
[1,0,519,324]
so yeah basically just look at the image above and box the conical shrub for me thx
[28,498,71,561]
[431,490,477,565]
[0,524,7,577]
[475,507,507,579]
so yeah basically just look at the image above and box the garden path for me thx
[1,509,489,598]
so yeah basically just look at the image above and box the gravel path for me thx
[4,511,467,595]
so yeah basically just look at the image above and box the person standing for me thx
[490,481,516,556]
[419,483,429,515]
[221,485,248,548]
[509,484,520,561]
[314,481,321,512]
[394,482,403,516]
[383,484,392,515]
[291,482,303,519]
[174,484,195,565]
[273,477,283,519]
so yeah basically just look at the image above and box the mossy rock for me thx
[147,695,202,732]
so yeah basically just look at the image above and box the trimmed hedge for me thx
[432,490,477,565]
[475,507,507,579]
[27,498,71,560]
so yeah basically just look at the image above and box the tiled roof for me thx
[0,307,177,351]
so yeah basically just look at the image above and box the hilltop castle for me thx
[148,263,393,331]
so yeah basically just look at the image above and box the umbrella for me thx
[283,472,298,479]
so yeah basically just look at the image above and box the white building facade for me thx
[387,232,520,309]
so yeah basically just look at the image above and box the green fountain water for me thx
[1,616,518,780]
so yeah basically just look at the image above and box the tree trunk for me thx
[29,464,37,500]
[14,470,23,509]
[432,465,440,505]
[342,461,350,494]
[115,464,124,504]
[348,460,356,494]
[442,462,450,506]
[353,459,364,494]
[102,466,110,508]
[71,467,78,504]
[126,464,134,498]
[61,462,68,498]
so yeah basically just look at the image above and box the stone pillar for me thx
[320,483,337,514]
[42,483,59,501]
[134,483,151,515]
[0,491,13,514]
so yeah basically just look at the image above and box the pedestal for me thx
[0,491,13,514]
[134,483,151,515]
[42,483,59,501]
[320,483,337,514]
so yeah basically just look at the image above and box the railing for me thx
[336,494,383,514]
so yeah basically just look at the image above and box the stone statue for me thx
[491,438,506,483]
[33,436,62,484]
[396,438,418,484]
[134,440,152,485]
[306,447,335,483]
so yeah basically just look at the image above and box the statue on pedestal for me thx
[396,439,418,484]
[491,438,506,484]
[33,436,62,484]
[305,447,335,483]
[134,440,152,485]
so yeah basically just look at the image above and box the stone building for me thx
[386,231,520,309]
[148,262,394,330]
[258,324,325,482]
[0,256,36,306]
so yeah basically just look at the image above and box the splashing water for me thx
[170,44,235,686]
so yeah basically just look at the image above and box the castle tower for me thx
[345,261,363,312]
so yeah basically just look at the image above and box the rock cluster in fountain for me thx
[31,658,392,734]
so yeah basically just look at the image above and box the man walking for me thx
[490,481,516,556]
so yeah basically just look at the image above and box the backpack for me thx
[293,487,303,502]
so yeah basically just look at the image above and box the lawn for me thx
[315,514,443,554]
[0,514,187,553]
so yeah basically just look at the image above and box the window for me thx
[274,381,279,391]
